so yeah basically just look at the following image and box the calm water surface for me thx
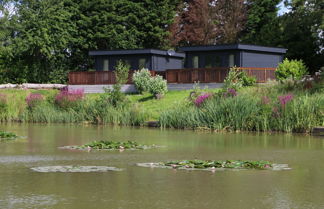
[0,124,324,209]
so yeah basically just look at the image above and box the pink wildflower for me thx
[55,88,84,108]
[224,88,237,97]
[278,94,294,108]
[26,93,44,108]
[194,93,213,107]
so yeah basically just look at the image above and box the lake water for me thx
[0,124,324,209]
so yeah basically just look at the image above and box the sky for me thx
[278,1,290,16]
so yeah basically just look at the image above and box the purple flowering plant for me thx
[55,88,84,109]
[26,93,44,109]
[194,93,213,107]
[278,93,294,108]
[223,88,237,97]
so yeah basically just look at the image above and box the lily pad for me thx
[59,140,162,151]
[0,131,18,141]
[137,160,291,171]
[30,166,123,173]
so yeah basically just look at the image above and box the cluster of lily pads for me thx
[0,131,18,141]
[163,160,272,169]
[137,160,290,171]
[0,131,290,173]
[61,140,159,150]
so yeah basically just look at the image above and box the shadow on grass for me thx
[138,95,155,102]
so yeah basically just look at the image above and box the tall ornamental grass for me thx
[159,92,324,133]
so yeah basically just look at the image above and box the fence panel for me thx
[69,67,277,85]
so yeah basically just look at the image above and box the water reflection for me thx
[0,124,323,209]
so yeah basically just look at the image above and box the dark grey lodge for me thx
[180,44,287,69]
[68,44,287,86]
[89,49,185,72]
[89,44,287,71]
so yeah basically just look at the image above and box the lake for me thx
[0,123,323,209]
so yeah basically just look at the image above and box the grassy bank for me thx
[0,82,323,133]
[0,88,206,125]
[160,83,324,133]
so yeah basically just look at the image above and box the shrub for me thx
[224,67,256,90]
[115,60,130,85]
[26,93,44,109]
[55,88,84,109]
[101,60,130,107]
[275,59,308,81]
[148,75,168,98]
[132,68,151,94]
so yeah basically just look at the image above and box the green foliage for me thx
[148,75,168,98]
[242,0,281,44]
[0,0,180,83]
[276,59,308,81]
[132,68,152,94]
[224,67,256,90]
[159,84,324,132]
[0,131,18,140]
[69,140,157,150]
[278,0,324,72]
[115,61,130,85]
[100,61,130,107]
[162,160,273,169]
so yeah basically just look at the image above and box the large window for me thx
[205,54,221,68]
[139,58,147,69]
[229,54,235,67]
[103,59,109,71]
[192,56,199,68]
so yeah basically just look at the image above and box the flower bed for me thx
[137,160,290,171]
[60,140,161,151]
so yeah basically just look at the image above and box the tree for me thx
[241,0,282,44]
[278,0,323,72]
[0,0,180,83]
[0,0,76,83]
[170,0,246,46]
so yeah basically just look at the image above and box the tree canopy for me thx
[0,0,322,83]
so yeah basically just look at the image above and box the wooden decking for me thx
[68,67,276,85]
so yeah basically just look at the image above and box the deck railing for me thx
[165,67,276,83]
[68,67,276,85]
[68,71,156,85]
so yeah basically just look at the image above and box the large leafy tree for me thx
[170,0,246,46]
[241,0,282,44]
[278,0,323,72]
[0,0,180,83]
[0,0,76,83]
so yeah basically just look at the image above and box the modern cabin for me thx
[89,49,185,72]
[179,44,287,69]
[68,44,287,86]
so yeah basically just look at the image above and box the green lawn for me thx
[127,89,221,120]
[0,88,220,121]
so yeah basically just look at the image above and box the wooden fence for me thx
[68,67,276,85]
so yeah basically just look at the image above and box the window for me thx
[205,54,221,68]
[103,59,109,71]
[192,56,199,68]
[229,54,235,67]
[139,58,147,69]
